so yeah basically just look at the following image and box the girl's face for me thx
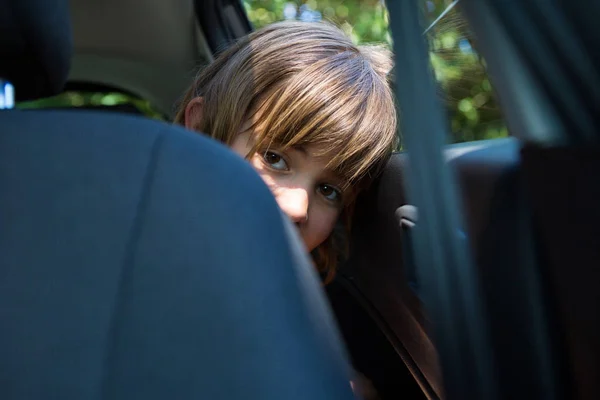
[231,130,345,252]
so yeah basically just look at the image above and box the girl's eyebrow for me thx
[321,169,345,187]
[288,145,308,157]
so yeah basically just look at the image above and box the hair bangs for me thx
[246,51,397,193]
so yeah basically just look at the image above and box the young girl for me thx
[174,20,397,287]
[176,21,395,399]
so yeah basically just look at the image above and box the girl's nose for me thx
[277,187,309,224]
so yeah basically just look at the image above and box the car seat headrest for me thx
[0,0,72,101]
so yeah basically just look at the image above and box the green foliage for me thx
[244,0,507,144]
[18,92,165,120]
[423,3,507,142]
[244,0,391,44]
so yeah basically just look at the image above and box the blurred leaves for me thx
[244,0,391,44]
[18,91,165,120]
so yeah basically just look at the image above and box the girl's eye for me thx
[318,184,342,203]
[262,151,289,171]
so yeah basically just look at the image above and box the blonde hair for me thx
[175,20,397,283]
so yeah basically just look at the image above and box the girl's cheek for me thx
[309,207,340,243]
[257,171,282,194]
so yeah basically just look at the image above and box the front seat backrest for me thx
[0,1,354,399]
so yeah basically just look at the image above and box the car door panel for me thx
[330,137,523,399]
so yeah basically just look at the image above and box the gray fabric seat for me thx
[0,1,354,399]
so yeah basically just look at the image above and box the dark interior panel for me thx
[331,137,522,398]
[327,277,428,400]
[520,145,600,400]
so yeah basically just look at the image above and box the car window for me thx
[243,0,391,45]
[17,91,165,120]
[243,0,507,144]
[422,0,507,142]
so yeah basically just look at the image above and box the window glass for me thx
[422,0,507,142]
[243,0,508,143]
[17,91,164,120]
[243,0,391,45]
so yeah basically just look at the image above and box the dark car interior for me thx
[330,1,600,399]
[1,0,600,399]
